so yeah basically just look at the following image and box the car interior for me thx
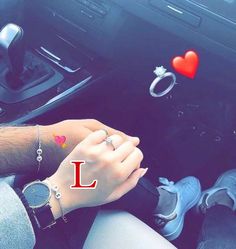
[1,0,236,248]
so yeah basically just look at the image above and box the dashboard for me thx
[112,0,236,62]
[27,0,236,63]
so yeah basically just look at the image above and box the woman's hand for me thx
[46,130,147,219]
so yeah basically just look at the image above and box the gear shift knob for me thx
[0,23,24,77]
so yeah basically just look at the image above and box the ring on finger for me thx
[105,137,116,151]
[101,129,109,137]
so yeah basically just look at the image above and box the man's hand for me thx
[47,130,147,219]
[42,120,140,175]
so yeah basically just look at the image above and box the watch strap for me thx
[34,204,56,229]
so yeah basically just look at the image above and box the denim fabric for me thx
[0,175,15,185]
[0,181,35,249]
[197,206,236,249]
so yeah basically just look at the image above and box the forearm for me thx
[0,125,65,176]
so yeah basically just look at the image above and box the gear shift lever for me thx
[0,23,61,101]
[0,23,24,78]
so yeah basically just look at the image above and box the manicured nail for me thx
[130,137,140,143]
[139,168,149,178]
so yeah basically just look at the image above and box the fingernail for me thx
[139,168,149,178]
[130,137,140,143]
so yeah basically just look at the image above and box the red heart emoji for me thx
[172,51,199,79]
[54,135,67,146]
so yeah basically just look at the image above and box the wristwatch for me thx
[22,180,56,230]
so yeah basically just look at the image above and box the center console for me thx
[188,0,236,23]
[111,0,236,62]
[27,0,128,58]
[0,0,125,123]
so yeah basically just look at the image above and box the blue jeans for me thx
[197,206,236,249]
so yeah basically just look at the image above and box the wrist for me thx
[46,186,62,220]
[43,175,72,220]
[39,124,67,176]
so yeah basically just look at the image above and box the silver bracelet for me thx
[51,184,68,223]
[36,125,43,173]
[46,178,68,223]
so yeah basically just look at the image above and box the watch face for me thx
[23,182,51,208]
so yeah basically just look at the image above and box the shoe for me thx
[196,169,236,214]
[154,177,201,241]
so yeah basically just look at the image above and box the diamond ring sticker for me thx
[149,66,177,98]
[154,66,167,77]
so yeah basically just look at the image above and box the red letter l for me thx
[70,161,97,189]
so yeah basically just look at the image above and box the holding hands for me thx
[41,119,141,175]
[46,129,147,219]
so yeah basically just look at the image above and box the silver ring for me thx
[149,66,177,98]
[102,129,109,136]
[105,137,116,150]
